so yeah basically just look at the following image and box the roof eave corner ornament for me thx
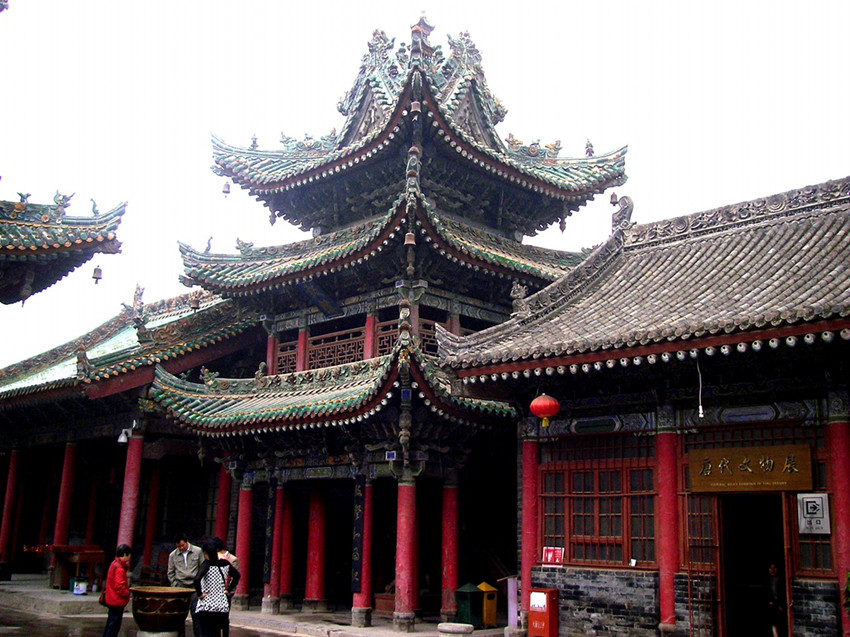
[511,280,530,319]
[75,340,94,382]
[610,192,635,232]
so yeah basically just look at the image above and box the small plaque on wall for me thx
[797,493,830,535]
[541,546,564,564]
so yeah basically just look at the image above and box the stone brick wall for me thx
[791,578,839,636]
[532,566,659,636]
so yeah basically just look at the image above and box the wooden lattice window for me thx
[276,340,298,374]
[419,319,439,355]
[541,435,656,567]
[686,494,717,568]
[307,327,365,368]
[542,472,565,550]
[376,320,396,356]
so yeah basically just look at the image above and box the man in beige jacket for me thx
[167,533,203,637]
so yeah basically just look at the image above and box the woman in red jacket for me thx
[102,544,131,637]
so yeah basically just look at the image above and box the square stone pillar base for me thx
[261,596,280,614]
[351,606,372,627]
[231,593,249,611]
[302,598,329,612]
[393,611,416,632]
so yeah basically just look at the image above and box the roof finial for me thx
[250,135,258,150]
[585,139,594,157]
[410,13,435,65]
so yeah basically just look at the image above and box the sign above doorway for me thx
[688,444,812,492]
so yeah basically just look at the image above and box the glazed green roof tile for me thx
[149,342,516,436]
[0,292,259,402]
[0,198,126,303]
[180,191,584,295]
[179,197,406,294]
[212,19,626,236]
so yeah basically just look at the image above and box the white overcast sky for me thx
[1,1,849,367]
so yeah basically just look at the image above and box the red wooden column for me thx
[278,488,295,609]
[266,333,279,375]
[363,312,377,359]
[233,476,253,609]
[826,389,850,636]
[0,449,19,562]
[214,463,232,543]
[520,435,539,622]
[117,431,144,547]
[266,482,286,614]
[304,485,328,611]
[352,479,374,626]
[656,427,680,631]
[394,474,417,632]
[295,326,309,372]
[142,465,161,566]
[441,477,459,621]
[53,442,78,547]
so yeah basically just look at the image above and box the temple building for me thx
[440,176,850,636]
[1,17,849,637]
[0,192,125,304]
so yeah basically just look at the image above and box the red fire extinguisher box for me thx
[528,588,559,637]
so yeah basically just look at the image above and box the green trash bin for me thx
[456,582,484,627]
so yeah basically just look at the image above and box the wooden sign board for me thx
[688,444,812,493]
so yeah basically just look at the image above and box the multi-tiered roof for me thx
[192,18,625,310]
[154,18,627,447]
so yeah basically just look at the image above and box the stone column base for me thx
[137,632,178,637]
[351,606,372,627]
[302,598,329,612]
[261,596,280,614]
[279,593,295,610]
[658,621,678,634]
[231,593,249,611]
[393,611,416,632]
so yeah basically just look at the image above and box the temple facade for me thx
[1,17,849,637]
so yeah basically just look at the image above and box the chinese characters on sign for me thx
[688,445,812,492]
[350,476,365,592]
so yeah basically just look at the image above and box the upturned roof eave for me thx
[149,343,517,436]
[178,198,408,296]
[211,81,415,198]
[419,79,628,207]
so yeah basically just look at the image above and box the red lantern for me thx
[530,393,560,428]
